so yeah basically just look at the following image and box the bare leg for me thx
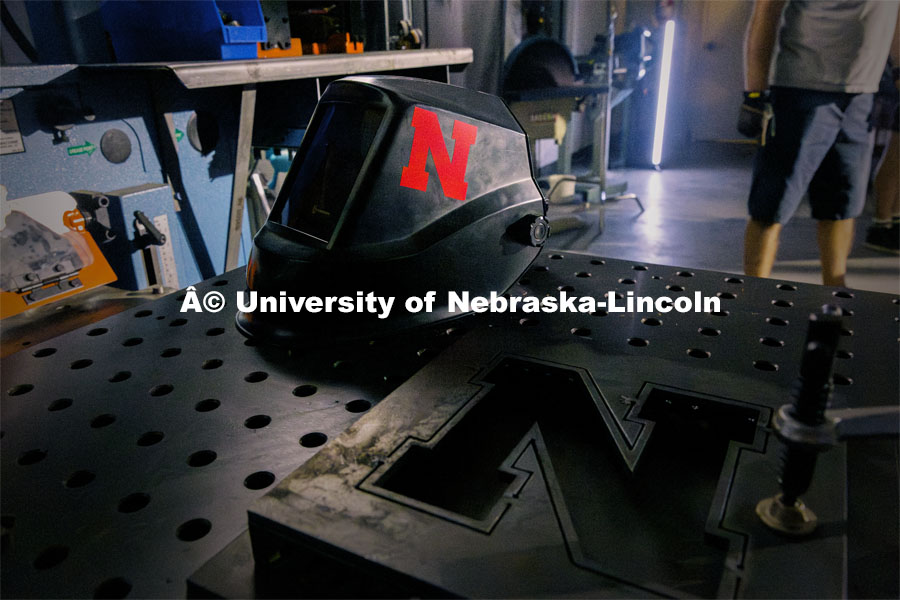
[817,219,855,287]
[744,220,782,278]
[874,131,900,221]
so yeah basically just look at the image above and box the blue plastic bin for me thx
[100,0,267,62]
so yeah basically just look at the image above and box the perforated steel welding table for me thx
[1,252,897,598]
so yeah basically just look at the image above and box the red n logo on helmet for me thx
[400,107,478,201]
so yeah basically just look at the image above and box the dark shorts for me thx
[748,87,874,224]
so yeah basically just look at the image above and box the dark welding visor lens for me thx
[272,102,385,242]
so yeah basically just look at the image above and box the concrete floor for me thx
[550,142,900,295]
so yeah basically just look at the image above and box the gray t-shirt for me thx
[772,0,899,93]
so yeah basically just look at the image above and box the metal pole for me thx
[225,84,257,271]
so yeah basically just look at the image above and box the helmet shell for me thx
[237,76,547,344]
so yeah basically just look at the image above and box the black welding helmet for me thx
[237,76,548,344]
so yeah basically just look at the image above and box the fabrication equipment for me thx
[500,8,644,218]
[0,190,116,318]
[0,49,473,322]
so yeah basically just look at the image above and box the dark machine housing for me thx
[237,76,548,344]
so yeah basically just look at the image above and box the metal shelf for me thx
[80,49,473,89]
[0,49,472,90]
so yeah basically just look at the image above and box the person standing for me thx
[865,60,900,254]
[739,0,900,287]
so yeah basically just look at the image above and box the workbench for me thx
[1,252,897,598]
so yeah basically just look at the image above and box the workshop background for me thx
[1,1,898,600]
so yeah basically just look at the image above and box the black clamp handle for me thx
[133,210,166,248]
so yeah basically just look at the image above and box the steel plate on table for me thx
[1,268,469,599]
[245,252,899,599]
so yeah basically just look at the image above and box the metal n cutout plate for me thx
[243,240,900,599]
[248,328,844,597]
[245,253,898,598]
